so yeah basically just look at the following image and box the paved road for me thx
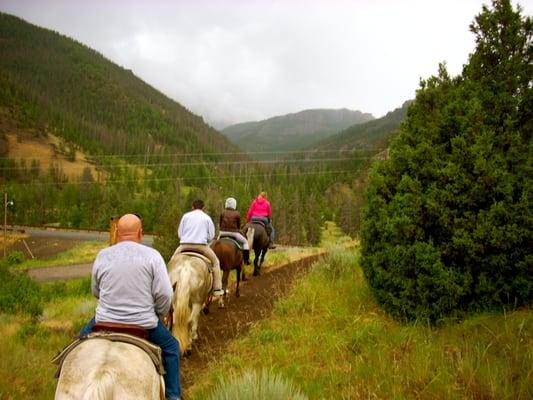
[27,263,93,282]
[10,225,153,282]
[10,225,154,246]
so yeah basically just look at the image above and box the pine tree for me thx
[360,0,532,322]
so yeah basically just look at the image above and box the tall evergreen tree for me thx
[360,0,532,322]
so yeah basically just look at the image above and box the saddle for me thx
[179,250,212,267]
[250,219,272,236]
[219,235,244,251]
[91,321,148,339]
[52,328,165,378]
[250,218,266,228]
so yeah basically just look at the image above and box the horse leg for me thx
[260,248,268,268]
[253,250,260,276]
[190,303,202,342]
[235,266,241,297]
[219,269,229,308]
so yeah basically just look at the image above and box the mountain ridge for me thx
[222,108,374,157]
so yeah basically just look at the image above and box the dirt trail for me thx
[180,253,324,395]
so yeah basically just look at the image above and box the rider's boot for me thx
[212,263,225,296]
[243,250,250,265]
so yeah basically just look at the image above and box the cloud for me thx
[1,0,531,127]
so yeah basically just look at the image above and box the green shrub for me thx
[6,250,25,265]
[209,369,307,400]
[361,0,532,323]
[0,265,43,318]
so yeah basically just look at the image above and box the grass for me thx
[0,279,95,400]
[1,224,530,399]
[187,248,532,400]
[9,241,106,270]
[0,233,29,251]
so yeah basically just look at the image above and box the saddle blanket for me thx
[219,236,243,250]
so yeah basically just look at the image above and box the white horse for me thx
[167,252,213,355]
[55,338,164,400]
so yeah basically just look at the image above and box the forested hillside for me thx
[222,108,374,158]
[0,13,395,258]
[307,101,410,154]
[0,13,238,157]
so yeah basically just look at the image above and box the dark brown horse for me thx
[248,220,270,276]
[210,238,245,304]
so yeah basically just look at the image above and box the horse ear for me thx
[172,282,177,292]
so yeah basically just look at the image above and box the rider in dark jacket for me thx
[219,197,250,265]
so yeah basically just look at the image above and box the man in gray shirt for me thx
[80,214,181,400]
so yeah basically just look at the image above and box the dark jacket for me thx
[219,209,242,232]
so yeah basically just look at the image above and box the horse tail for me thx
[81,368,115,400]
[172,266,192,355]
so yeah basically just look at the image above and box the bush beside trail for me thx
[361,0,532,323]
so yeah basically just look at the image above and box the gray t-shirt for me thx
[92,241,172,329]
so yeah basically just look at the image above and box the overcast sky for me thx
[1,0,531,128]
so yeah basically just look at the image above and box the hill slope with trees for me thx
[307,101,410,154]
[0,12,239,158]
[222,108,374,157]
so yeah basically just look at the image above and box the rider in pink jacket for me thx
[246,191,276,248]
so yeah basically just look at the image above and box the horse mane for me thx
[81,368,115,400]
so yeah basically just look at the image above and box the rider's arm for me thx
[207,217,215,242]
[91,253,103,299]
[177,216,184,239]
[245,200,255,222]
[152,254,173,317]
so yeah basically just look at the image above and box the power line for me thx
[0,156,374,171]
[3,169,364,187]
[0,148,382,161]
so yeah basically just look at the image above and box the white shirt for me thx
[178,209,215,244]
[92,241,172,329]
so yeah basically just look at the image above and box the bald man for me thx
[79,214,181,400]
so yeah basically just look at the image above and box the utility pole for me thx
[3,192,7,257]
[3,193,13,257]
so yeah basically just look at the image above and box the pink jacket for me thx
[246,197,272,222]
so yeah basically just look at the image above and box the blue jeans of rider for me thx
[80,318,181,400]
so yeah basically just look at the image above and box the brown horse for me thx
[210,238,246,304]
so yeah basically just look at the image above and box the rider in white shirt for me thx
[174,199,224,296]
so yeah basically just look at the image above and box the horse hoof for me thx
[253,271,260,276]
[218,298,225,309]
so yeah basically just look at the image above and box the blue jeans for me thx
[251,216,275,241]
[80,318,181,400]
